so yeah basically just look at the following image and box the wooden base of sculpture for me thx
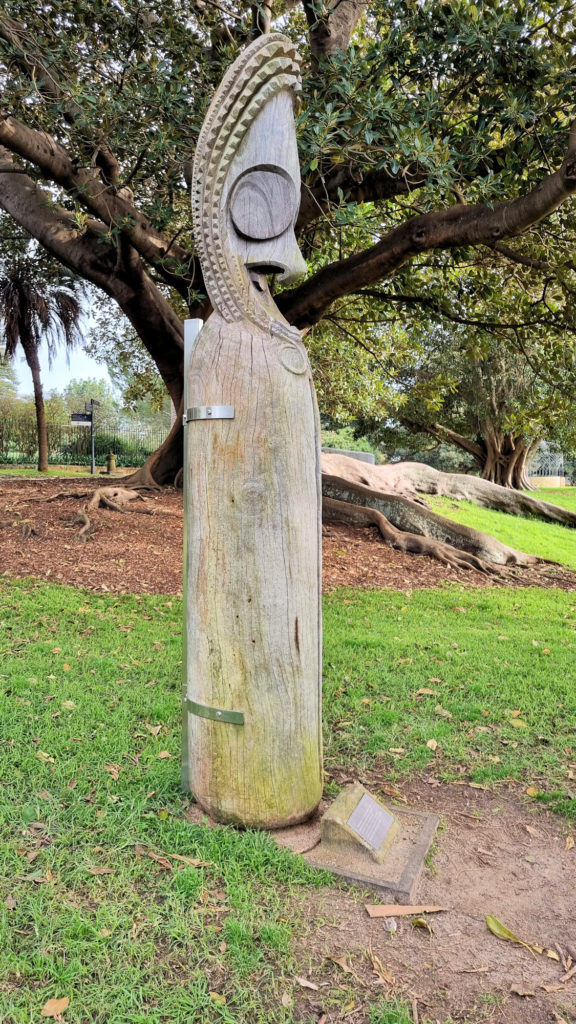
[184,313,322,827]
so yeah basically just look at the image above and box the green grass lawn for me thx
[426,487,576,568]
[2,579,575,1022]
[0,466,96,478]
[323,586,576,814]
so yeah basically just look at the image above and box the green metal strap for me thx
[184,698,244,726]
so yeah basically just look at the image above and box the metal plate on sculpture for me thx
[347,793,396,850]
[185,698,244,725]
[184,405,235,422]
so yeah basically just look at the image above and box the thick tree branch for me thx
[488,241,550,272]
[399,418,485,462]
[0,147,185,405]
[0,15,120,182]
[296,162,429,232]
[0,114,196,297]
[302,0,367,62]
[281,131,576,328]
[355,289,555,330]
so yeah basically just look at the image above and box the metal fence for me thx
[528,441,565,478]
[0,417,168,467]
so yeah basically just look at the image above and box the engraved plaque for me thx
[347,793,395,850]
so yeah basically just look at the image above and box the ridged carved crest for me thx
[192,34,303,336]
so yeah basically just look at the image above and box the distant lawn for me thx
[0,466,95,478]
[426,487,576,569]
[0,466,141,480]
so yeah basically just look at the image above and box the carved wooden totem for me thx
[184,34,322,827]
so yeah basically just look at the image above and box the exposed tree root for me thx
[323,498,498,574]
[20,490,92,503]
[88,487,154,514]
[321,454,576,527]
[74,511,92,542]
[322,474,548,567]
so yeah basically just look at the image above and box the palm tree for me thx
[0,265,83,471]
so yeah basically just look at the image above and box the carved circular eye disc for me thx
[229,170,296,241]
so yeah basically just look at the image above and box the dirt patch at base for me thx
[291,780,576,1024]
[1,476,575,593]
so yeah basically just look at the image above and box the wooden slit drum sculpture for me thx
[183,34,322,827]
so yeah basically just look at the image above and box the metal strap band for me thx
[184,698,244,725]
[183,405,235,424]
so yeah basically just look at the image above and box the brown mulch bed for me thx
[1,476,575,592]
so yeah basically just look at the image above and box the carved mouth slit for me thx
[248,267,279,292]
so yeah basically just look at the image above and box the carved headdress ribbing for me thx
[191,34,302,331]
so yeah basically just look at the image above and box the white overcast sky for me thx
[15,345,114,397]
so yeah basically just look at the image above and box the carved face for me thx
[192,35,306,331]
[225,90,306,288]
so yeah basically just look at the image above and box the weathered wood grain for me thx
[184,314,322,826]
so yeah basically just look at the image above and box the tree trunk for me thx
[121,409,184,488]
[21,337,48,472]
[481,433,536,490]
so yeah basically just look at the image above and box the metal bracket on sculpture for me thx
[183,405,235,425]
[184,698,245,725]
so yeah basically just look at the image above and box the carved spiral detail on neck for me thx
[191,35,302,334]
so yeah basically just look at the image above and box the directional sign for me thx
[71,412,92,425]
[85,400,101,411]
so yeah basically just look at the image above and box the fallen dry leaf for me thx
[41,996,70,1017]
[368,943,395,985]
[281,992,293,1008]
[565,835,575,851]
[541,984,567,993]
[295,976,319,991]
[329,955,353,974]
[87,867,114,876]
[61,700,75,710]
[510,984,535,997]
[209,992,226,1004]
[104,763,120,781]
[426,739,438,751]
[416,688,439,697]
[378,783,406,803]
[36,751,55,764]
[168,853,213,868]
[147,850,172,870]
[157,750,171,759]
[525,825,540,837]
[412,916,434,934]
[526,786,539,797]
[365,904,447,918]
[145,723,162,736]
[435,704,452,719]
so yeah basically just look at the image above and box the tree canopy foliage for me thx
[1,0,576,482]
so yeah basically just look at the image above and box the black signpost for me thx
[70,398,100,473]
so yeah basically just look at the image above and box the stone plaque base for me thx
[272,786,438,902]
